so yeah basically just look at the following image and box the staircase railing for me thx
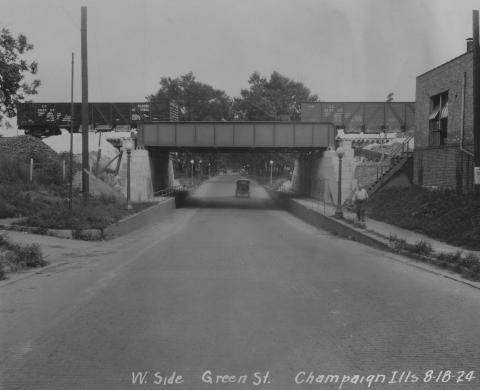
[390,135,413,158]
[366,155,408,195]
[153,185,188,197]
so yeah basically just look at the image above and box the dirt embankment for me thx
[0,135,58,163]
[368,187,480,250]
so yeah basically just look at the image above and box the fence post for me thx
[29,158,34,183]
[62,160,66,183]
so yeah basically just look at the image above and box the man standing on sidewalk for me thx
[352,184,369,222]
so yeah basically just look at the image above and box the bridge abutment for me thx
[117,149,154,202]
[310,142,356,204]
[292,142,357,204]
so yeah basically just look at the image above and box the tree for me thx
[233,71,318,121]
[148,72,232,121]
[232,71,318,178]
[0,29,40,126]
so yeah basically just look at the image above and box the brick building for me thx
[414,39,475,192]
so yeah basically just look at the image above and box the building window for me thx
[428,91,448,146]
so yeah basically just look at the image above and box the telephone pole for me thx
[69,52,74,210]
[81,6,89,200]
[473,10,480,189]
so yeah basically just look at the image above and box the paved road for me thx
[1,175,480,389]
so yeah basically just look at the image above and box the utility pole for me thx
[69,52,74,210]
[473,10,480,189]
[81,6,89,200]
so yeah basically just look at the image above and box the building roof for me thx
[416,51,472,79]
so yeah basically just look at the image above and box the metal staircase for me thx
[365,155,408,195]
[344,136,413,210]
[365,135,412,195]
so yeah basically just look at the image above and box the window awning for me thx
[429,104,440,120]
[440,102,448,119]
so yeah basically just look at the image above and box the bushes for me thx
[389,236,433,256]
[411,240,434,256]
[389,235,480,280]
[7,242,44,268]
[369,187,480,250]
[0,183,69,218]
[0,154,29,183]
[0,233,46,279]
[0,201,17,219]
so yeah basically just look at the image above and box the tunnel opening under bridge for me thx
[145,147,327,210]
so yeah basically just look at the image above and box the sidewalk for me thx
[0,229,108,286]
[293,197,480,256]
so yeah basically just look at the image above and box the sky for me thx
[1,0,479,103]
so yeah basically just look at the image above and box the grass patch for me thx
[0,183,69,218]
[369,187,480,250]
[0,183,154,230]
[0,233,46,279]
[21,196,154,230]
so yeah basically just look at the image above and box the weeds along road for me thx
[1,175,480,389]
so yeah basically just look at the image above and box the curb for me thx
[103,198,176,239]
[0,198,176,242]
[0,260,69,287]
[0,223,103,241]
[267,190,391,251]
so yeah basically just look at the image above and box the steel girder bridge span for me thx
[134,121,336,193]
[137,121,336,152]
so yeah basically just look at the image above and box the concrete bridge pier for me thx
[115,149,176,202]
[291,153,315,195]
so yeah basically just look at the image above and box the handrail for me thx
[366,155,408,195]
[153,185,186,197]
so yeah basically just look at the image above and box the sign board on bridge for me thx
[475,167,480,185]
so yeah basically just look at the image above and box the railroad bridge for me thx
[137,121,336,151]
[15,101,415,202]
[128,121,338,199]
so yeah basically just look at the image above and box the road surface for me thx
[1,175,479,389]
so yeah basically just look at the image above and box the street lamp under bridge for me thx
[123,139,134,210]
[334,146,345,218]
